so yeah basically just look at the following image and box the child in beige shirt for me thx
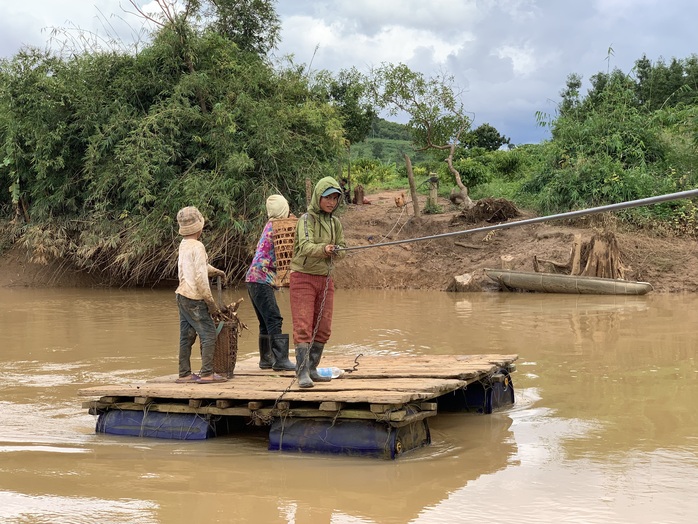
[174,206,227,384]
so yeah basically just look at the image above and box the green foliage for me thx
[447,158,491,188]
[422,200,443,214]
[345,158,399,186]
[463,123,511,150]
[520,64,685,219]
[200,0,281,55]
[486,150,529,181]
[634,54,698,111]
[349,138,428,164]
[0,17,345,284]
[471,179,528,205]
[370,117,412,140]
[319,67,376,146]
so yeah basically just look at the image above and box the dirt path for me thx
[2,189,697,292]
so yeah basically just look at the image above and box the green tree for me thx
[368,62,474,209]
[370,117,411,140]
[558,73,583,117]
[317,67,376,194]
[324,68,376,146]
[129,0,280,57]
[523,64,673,214]
[465,123,510,151]
[199,0,281,55]
[371,141,384,159]
[633,54,698,111]
[0,14,345,284]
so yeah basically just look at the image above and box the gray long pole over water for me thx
[337,188,698,253]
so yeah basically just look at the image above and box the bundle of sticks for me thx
[212,298,248,331]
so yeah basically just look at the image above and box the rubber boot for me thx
[258,335,273,369]
[309,341,331,382]
[270,334,296,371]
[295,343,313,388]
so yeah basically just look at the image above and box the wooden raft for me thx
[79,354,518,427]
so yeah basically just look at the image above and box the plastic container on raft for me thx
[316,367,344,379]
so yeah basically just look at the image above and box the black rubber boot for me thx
[258,335,273,369]
[309,342,331,382]
[295,343,313,388]
[270,334,296,371]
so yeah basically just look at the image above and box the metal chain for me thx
[272,255,335,410]
[308,257,333,347]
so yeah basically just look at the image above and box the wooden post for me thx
[354,184,364,205]
[346,143,352,201]
[404,153,420,219]
[427,172,438,209]
[305,178,312,207]
[500,255,515,270]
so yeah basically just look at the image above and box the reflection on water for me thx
[1,287,697,523]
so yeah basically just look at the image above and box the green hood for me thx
[308,176,342,216]
[290,175,346,276]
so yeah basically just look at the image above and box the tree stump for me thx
[534,231,627,279]
[353,184,365,205]
[580,231,626,279]
[500,255,515,270]
[446,273,480,292]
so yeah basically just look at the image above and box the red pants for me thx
[290,272,334,345]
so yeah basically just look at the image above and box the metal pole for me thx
[337,188,698,252]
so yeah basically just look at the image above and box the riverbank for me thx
[2,189,697,292]
[333,190,698,293]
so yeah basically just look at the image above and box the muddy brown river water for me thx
[1,287,696,523]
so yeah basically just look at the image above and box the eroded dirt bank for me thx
[1,190,697,292]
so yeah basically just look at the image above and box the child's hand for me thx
[207,302,220,315]
[324,244,336,256]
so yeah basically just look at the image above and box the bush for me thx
[449,157,491,188]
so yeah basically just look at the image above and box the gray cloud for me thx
[3,0,697,145]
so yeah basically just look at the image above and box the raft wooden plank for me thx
[370,404,403,413]
[80,388,442,405]
[390,410,436,428]
[143,354,519,381]
[99,396,124,403]
[78,377,468,404]
[79,354,519,414]
[84,400,254,417]
[230,354,518,380]
[319,401,343,411]
[86,401,435,422]
[255,407,437,424]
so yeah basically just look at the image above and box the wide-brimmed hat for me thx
[177,206,205,235]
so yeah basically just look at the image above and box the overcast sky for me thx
[2,0,697,145]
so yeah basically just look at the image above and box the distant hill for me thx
[350,117,429,163]
[369,117,412,140]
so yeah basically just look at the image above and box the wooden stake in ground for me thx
[404,153,420,219]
